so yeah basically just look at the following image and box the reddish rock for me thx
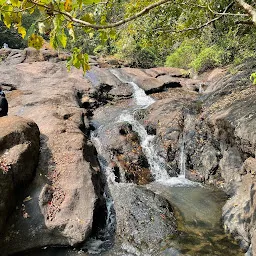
[0,55,96,253]
[146,67,187,77]
[0,116,40,234]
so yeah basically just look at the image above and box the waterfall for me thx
[110,69,155,107]
[111,69,170,181]
[179,133,186,178]
[167,115,200,187]
[110,69,198,186]
[130,81,155,107]
[118,111,170,181]
[83,133,116,254]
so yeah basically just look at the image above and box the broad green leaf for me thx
[18,26,26,38]
[50,31,58,49]
[10,0,19,7]
[67,48,90,73]
[3,13,11,28]
[25,23,36,40]
[59,30,67,48]
[67,22,75,40]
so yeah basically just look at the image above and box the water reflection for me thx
[147,183,244,256]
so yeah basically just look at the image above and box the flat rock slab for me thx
[145,67,187,78]
[85,67,133,98]
[119,67,202,94]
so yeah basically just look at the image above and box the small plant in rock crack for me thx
[250,72,256,85]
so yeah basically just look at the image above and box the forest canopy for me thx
[0,0,256,72]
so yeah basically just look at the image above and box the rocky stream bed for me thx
[0,48,255,255]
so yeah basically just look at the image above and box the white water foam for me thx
[118,111,170,181]
[179,133,186,179]
[111,69,199,187]
[130,81,155,107]
[110,69,155,107]
[157,176,200,187]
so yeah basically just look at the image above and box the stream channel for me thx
[19,69,244,255]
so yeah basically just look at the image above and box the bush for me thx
[190,45,224,72]
[131,45,156,68]
[122,44,157,68]
[165,39,199,69]
[165,38,226,73]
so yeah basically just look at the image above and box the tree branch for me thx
[166,16,222,33]
[235,0,256,25]
[157,2,236,33]
[28,0,172,29]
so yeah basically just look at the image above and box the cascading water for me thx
[110,69,199,186]
[118,111,170,181]
[110,69,171,181]
[83,133,116,254]
[164,131,198,187]
[87,70,244,256]
[179,133,186,178]
[110,69,155,108]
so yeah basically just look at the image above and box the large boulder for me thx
[0,116,40,233]
[223,162,256,252]
[0,48,69,65]
[0,55,97,254]
[85,67,133,100]
[109,183,177,255]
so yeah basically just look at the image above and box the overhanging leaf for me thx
[58,30,67,48]
[83,0,101,4]
[64,0,72,12]
[18,26,26,38]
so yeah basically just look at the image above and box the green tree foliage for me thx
[165,39,199,69]
[0,0,256,71]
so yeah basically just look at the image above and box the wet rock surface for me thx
[145,89,196,176]
[118,67,202,94]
